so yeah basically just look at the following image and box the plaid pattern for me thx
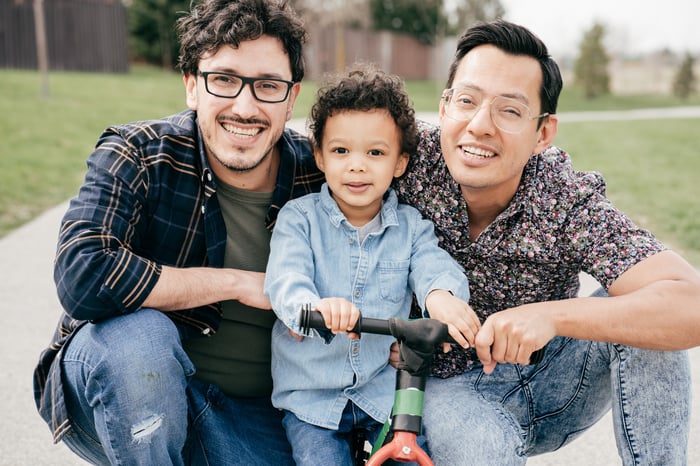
[33,109,324,442]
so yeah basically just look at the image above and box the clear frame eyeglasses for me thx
[442,87,549,134]
[198,71,294,103]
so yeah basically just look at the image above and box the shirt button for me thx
[201,205,206,215]
[207,172,212,182]
[354,290,361,298]
[348,237,355,244]
[202,328,211,335]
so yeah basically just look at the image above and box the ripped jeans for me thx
[60,309,294,466]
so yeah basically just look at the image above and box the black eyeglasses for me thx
[198,71,294,103]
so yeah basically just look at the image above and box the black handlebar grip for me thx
[298,305,545,365]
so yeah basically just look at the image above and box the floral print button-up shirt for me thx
[394,121,666,377]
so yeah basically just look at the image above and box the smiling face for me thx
[184,35,300,190]
[439,44,557,208]
[315,109,409,226]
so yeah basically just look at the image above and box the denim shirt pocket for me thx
[378,260,410,303]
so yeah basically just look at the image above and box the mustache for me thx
[219,116,270,127]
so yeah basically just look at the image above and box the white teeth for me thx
[462,146,496,158]
[222,123,259,137]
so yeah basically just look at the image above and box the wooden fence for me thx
[0,0,128,72]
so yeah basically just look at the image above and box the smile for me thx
[460,145,496,159]
[221,122,263,138]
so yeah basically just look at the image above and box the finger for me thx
[475,324,494,367]
[504,341,520,364]
[328,301,343,332]
[482,360,497,374]
[288,329,304,342]
[447,323,469,348]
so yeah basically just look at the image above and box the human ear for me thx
[184,74,198,110]
[394,152,409,177]
[533,114,558,154]
[285,82,302,121]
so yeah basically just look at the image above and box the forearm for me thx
[552,276,700,350]
[143,265,271,311]
[547,250,700,349]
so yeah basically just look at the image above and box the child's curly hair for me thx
[309,63,417,156]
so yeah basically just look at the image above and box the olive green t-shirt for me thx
[182,180,275,397]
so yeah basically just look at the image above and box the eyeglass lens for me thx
[203,72,291,103]
[445,89,535,133]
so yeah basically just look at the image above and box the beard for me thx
[208,144,273,173]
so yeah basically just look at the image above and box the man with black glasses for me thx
[394,20,700,465]
[33,0,323,464]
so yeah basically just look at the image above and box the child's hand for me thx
[288,329,304,342]
[316,297,361,340]
[425,290,480,349]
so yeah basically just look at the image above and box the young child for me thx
[264,63,479,465]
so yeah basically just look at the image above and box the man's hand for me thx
[475,304,554,374]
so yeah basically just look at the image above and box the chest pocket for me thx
[378,260,410,303]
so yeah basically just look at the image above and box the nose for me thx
[348,152,366,172]
[466,102,496,136]
[231,82,259,117]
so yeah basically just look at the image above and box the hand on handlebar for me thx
[315,297,361,340]
[425,290,480,350]
[475,305,553,374]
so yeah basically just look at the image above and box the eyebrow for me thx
[207,67,290,80]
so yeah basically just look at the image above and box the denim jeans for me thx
[59,309,294,466]
[282,401,421,466]
[422,335,691,466]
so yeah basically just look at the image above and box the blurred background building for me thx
[0,0,697,96]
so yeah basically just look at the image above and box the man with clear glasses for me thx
[441,87,549,134]
[394,20,700,465]
[33,0,323,464]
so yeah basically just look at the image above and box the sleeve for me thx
[566,192,667,290]
[406,209,471,315]
[264,201,322,333]
[53,128,161,321]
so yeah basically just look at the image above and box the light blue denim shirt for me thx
[264,183,470,429]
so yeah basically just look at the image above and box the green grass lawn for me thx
[555,119,700,267]
[1,66,698,266]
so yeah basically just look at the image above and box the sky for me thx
[499,0,700,58]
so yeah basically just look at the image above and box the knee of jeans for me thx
[84,309,194,391]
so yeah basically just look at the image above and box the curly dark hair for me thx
[176,0,306,82]
[309,63,418,157]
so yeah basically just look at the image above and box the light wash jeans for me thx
[59,309,294,466]
[422,334,691,466]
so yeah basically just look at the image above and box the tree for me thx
[672,53,697,100]
[369,0,503,45]
[128,0,188,69]
[450,0,505,36]
[573,22,610,99]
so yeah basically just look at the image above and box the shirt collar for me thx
[319,183,400,230]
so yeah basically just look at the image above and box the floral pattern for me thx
[394,121,666,377]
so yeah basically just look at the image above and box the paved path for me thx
[3,203,700,465]
[2,108,700,464]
